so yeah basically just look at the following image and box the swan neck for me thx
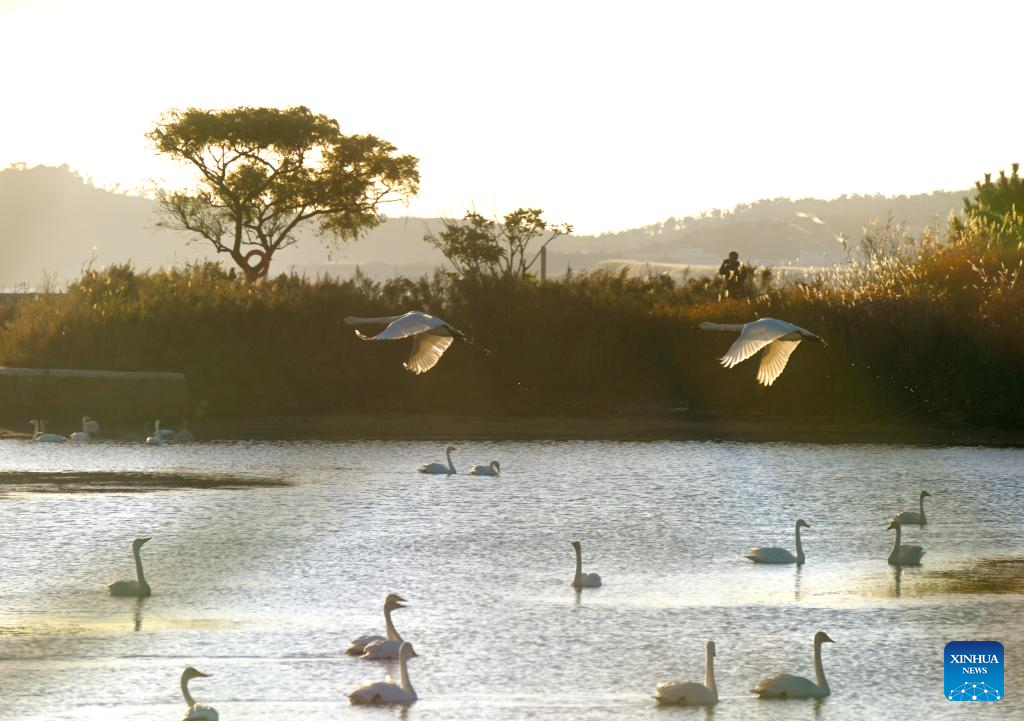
[705,646,717,697]
[794,524,805,562]
[31,420,40,440]
[701,322,744,332]
[399,650,415,697]
[445,447,455,473]
[814,639,829,691]
[889,524,901,559]
[181,675,196,708]
[133,544,147,587]
[574,545,583,580]
[383,604,402,642]
[919,495,926,522]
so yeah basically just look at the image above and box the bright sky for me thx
[1,0,1021,233]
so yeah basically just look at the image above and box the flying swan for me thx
[887,518,925,566]
[747,519,810,564]
[347,594,415,658]
[344,311,466,374]
[469,461,501,476]
[655,639,719,706]
[107,537,152,597]
[754,630,834,699]
[347,641,417,705]
[571,540,602,588]
[894,490,931,526]
[699,317,825,386]
[180,667,218,720]
[419,445,457,474]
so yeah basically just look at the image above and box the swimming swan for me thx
[469,461,501,476]
[655,639,719,706]
[747,519,810,564]
[30,419,66,442]
[571,540,602,588]
[894,490,931,526]
[699,318,825,386]
[344,311,466,374]
[347,594,412,657]
[146,420,164,446]
[69,416,97,442]
[887,518,925,566]
[107,537,152,597]
[347,642,417,705]
[754,630,834,699]
[180,667,218,720]
[419,445,456,474]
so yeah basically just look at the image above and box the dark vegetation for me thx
[1,197,1021,426]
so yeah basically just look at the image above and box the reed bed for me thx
[1,219,1020,426]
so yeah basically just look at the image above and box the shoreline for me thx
[5,413,1021,446]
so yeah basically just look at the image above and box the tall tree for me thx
[149,106,419,278]
[425,208,571,279]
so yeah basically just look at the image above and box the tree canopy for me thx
[148,106,419,278]
[425,208,572,279]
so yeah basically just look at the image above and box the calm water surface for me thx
[0,439,1021,720]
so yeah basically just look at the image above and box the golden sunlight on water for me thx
[0,439,1020,720]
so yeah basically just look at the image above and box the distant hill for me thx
[0,164,970,287]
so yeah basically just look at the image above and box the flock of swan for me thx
[418,445,500,475]
[100,487,932,715]
[37,310,905,717]
[28,417,194,444]
[345,311,825,386]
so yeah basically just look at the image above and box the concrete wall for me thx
[0,367,189,429]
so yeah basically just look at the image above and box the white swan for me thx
[699,318,826,386]
[347,641,417,705]
[69,416,95,442]
[30,419,66,442]
[344,311,465,374]
[469,460,501,476]
[887,518,925,566]
[571,540,602,588]
[347,594,412,657]
[419,445,456,474]
[84,416,100,437]
[894,490,931,526]
[146,420,163,446]
[655,639,719,706]
[754,630,834,699]
[173,420,195,443]
[747,519,810,564]
[180,667,218,720]
[107,537,152,597]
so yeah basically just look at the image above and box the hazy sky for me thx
[1,0,1021,233]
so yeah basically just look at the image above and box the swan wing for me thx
[755,673,822,698]
[404,333,454,374]
[354,312,450,341]
[756,339,802,386]
[746,546,795,563]
[719,319,794,368]
[894,510,921,525]
[419,462,451,474]
[362,639,414,659]
[347,634,386,655]
[655,680,715,705]
[183,704,219,720]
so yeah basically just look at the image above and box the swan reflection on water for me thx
[133,597,144,632]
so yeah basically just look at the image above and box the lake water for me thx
[0,439,1021,720]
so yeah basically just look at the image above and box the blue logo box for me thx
[945,641,1004,701]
